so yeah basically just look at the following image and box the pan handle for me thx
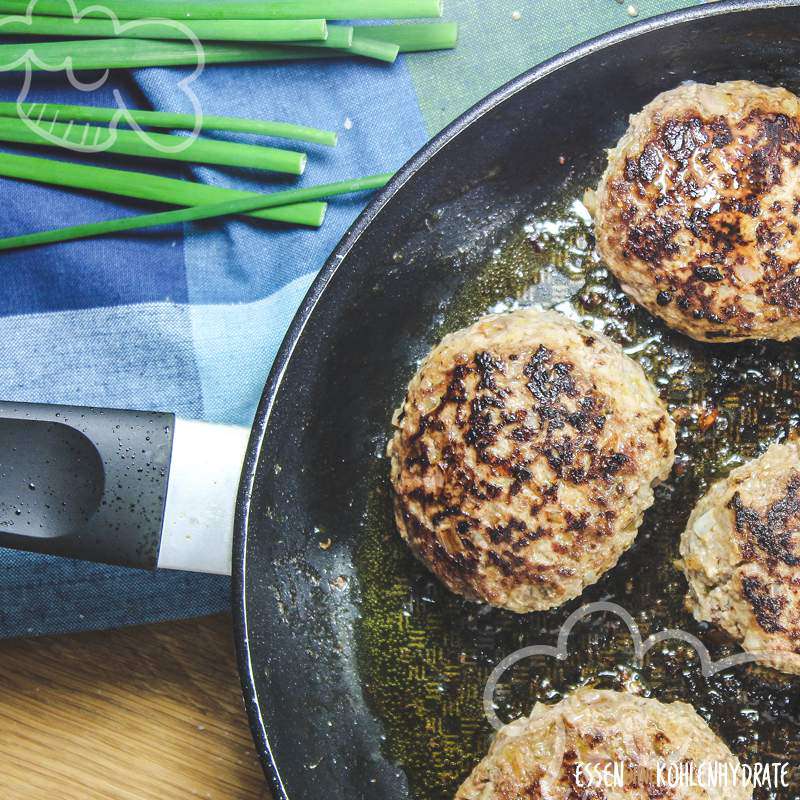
[0,401,248,575]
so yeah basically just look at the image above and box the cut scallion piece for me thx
[0,0,443,20]
[0,38,347,70]
[281,22,458,61]
[0,172,392,252]
[0,115,307,174]
[286,25,396,62]
[248,201,326,227]
[0,25,458,72]
[353,22,458,51]
[339,34,398,62]
[296,24,353,49]
[0,16,327,41]
[0,23,460,71]
[0,151,326,226]
[0,102,338,147]
[295,28,398,62]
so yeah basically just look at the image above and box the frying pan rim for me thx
[231,1,798,796]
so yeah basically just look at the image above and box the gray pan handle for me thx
[0,401,248,574]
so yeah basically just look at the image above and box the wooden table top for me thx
[0,614,269,799]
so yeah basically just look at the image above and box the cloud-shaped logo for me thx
[0,0,205,153]
[484,600,784,731]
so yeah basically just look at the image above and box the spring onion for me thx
[0,116,307,173]
[0,151,327,226]
[0,0,443,20]
[0,38,347,70]
[0,34,450,72]
[339,34,398,63]
[297,24,399,61]
[0,172,392,252]
[0,20,454,59]
[300,24,353,49]
[0,21,457,70]
[0,102,338,147]
[353,22,458,51]
[0,16,327,41]
[296,28,397,62]
[205,26,395,61]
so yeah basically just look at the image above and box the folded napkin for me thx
[0,0,697,638]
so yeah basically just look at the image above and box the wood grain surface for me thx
[0,614,269,800]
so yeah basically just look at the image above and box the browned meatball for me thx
[457,689,752,800]
[681,439,800,675]
[388,309,675,613]
[588,81,800,342]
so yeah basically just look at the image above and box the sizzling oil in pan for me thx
[354,163,800,800]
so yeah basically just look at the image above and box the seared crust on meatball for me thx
[589,81,800,342]
[681,440,800,675]
[388,309,675,613]
[456,688,752,800]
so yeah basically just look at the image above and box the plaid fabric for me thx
[0,0,698,638]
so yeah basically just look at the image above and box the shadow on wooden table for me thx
[0,613,270,800]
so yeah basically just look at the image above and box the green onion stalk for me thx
[0,16,328,41]
[0,0,443,20]
[0,115,307,174]
[0,23,458,70]
[0,172,393,251]
[0,151,327,226]
[0,101,338,147]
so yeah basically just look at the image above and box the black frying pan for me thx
[2,2,799,799]
[233,3,800,799]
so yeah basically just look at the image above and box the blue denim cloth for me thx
[0,0,697,637]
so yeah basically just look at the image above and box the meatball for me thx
[388,309,675,613]
[681,439,800,675]
[589,80,800,342]
[456,688,752,800]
